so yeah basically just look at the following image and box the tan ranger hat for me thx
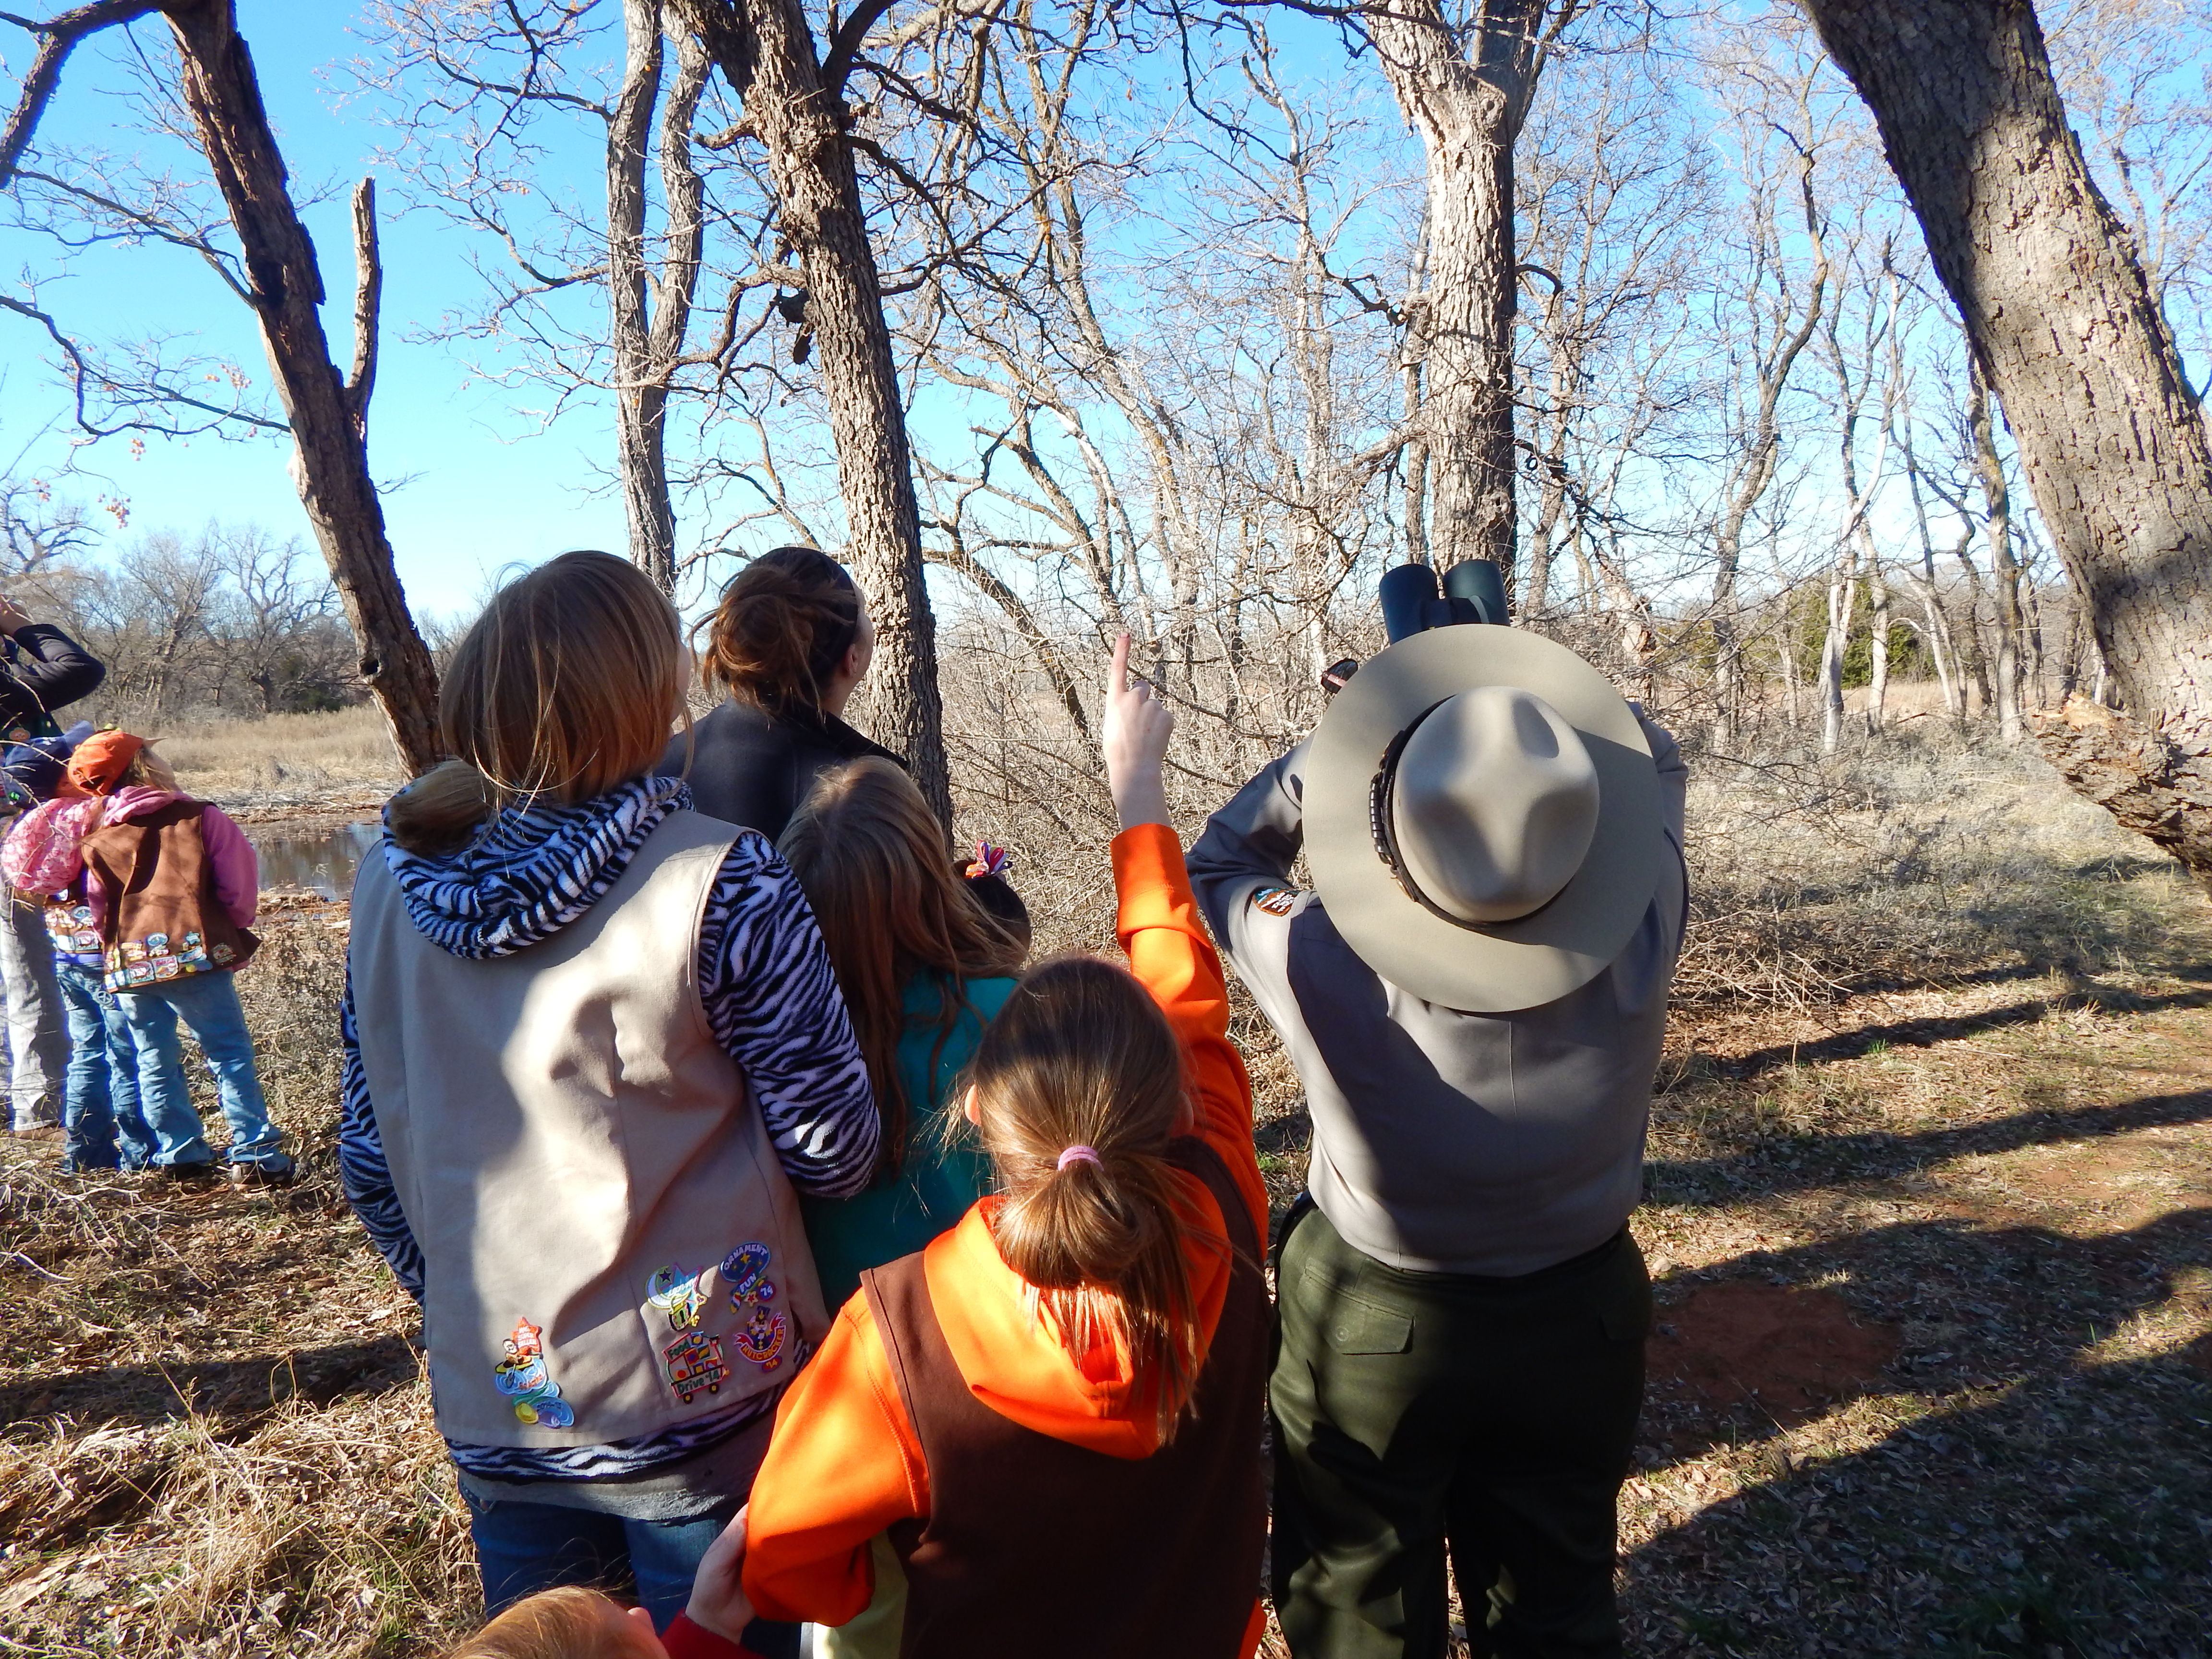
[1303,624,1669,1012]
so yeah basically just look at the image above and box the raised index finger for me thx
[1109,630,1131,696]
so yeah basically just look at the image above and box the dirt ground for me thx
[4,787,2211,1654]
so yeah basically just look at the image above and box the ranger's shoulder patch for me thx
[1251,885,1301,917]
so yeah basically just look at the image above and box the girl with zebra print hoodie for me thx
[339,552,877,1656]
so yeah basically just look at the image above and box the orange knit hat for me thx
[66,730,144,797]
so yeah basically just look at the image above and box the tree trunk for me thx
[672,0,952,824]
[1798,0,2212,886]
[608,0,677,593]
[1362,0,1560,589]
[161,1,441,774]
[1866,565,1891,733]
[1966,361,2025,741]
[1819,561,1857,755]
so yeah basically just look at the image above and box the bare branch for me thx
[0,0,160,187]
[346,175,381,428]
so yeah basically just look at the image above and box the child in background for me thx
[66,732,287,1184]
[777,757,1027,1310]
[443,1509,761,1659]
[774,758,1028,1659]
[733,634,1273,1659]
[0,723,151,1174]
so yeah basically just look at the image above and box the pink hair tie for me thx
[1056,1144,1101,1171]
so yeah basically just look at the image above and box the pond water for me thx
[249,821,380,899]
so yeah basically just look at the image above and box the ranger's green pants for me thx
[1270,1202,1652,1659]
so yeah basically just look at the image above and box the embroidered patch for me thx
[662,1329,729,1403]
[211,942,236,965]
[720,1243,774,1311]
[1252,886,1300,917]
[733,1303,789,1372]
[647,1264,707,1331]
[492,1317,575,1428]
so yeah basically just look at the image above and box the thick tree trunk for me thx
[1798,0,2212,885]
[674,0,952,825]
[162,0,442,774]
[1363,0,1555,587]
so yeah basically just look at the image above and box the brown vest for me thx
[863,1138,1269,1659]
[80,801,257,990]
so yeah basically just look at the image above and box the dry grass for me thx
[5,709,2212,1656]
[156,708,403,812]
[0,907,476,1659]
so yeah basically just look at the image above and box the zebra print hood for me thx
[380,773,692,960]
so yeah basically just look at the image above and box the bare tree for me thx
[1356,0,1585,587]
[0,0,441,772]
[1796,0,2212,882]
[356,0,721,595]
[1702,36,1833,752]
[669,0,951,822]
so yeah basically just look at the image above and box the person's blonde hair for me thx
[441,1586,634,1659]
[780,758,1024,1175]
[389,551,684,854]
[965,956,1214,1443]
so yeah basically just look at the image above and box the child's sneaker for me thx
[228,1155,297,1189]
[153,1159,220,1185]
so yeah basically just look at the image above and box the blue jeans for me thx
[464,1492,798,1654]
[55,961,151,1170]
[116,970,285,1168]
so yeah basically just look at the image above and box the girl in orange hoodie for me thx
[732,634,1272,1659]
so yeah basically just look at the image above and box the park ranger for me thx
[1188,584,1687,1659]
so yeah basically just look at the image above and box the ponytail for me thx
[387,759,494,856]
[966,956,1211,1442]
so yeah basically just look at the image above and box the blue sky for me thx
[1,5,633,618]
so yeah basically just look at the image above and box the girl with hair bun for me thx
[661,547,1028,943]
[660,546,890,842]
[340,551,879,1653]
[732,635,1272,1659]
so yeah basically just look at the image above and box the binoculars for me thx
[1322,559,1509,695]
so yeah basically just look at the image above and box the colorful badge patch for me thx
[104,928,220,992]
[733,1303,789,1372]
[663,1329,729,1404]
[647,1263,708,1331]
[720,1243,774,1310]
[492,1317,575,1428]
[1251,886,1301,917]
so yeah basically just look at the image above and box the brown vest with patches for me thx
[862,1137,1269,1659]
[80,801,257,989]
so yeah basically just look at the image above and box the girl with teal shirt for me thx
[778,758,1028,1310]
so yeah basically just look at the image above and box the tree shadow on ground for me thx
[1622,1342,2212,1657]
[0,1330,420,1430]
[1623,1205,2212,1654]
[1647,1086,2212,1209]
[1686,983,2212,1087]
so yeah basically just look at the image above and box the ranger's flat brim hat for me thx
[1305,625,1667,1012]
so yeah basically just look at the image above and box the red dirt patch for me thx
[1650,1282,1899,1424]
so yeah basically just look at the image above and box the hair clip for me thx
[965,840,1012,880]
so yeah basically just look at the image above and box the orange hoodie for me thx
[740,823,1268,1653]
